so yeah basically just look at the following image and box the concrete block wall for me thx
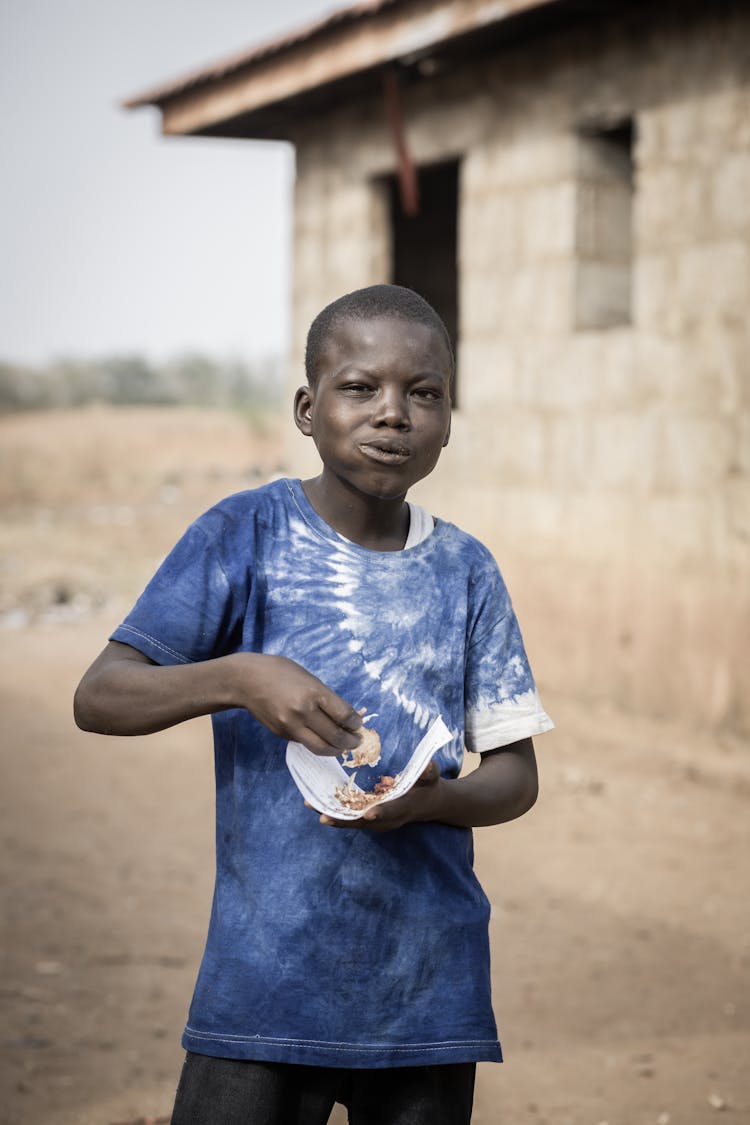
[286,1,750,735]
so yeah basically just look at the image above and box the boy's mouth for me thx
[359,440,411,464]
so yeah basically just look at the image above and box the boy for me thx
[74,284,553,1125]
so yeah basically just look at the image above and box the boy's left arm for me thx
[311,738,538,833]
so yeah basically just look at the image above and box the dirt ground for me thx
[1,407,748,1125]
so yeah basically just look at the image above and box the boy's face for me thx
[295,314,452,503]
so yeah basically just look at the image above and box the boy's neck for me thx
[301,474,410,552]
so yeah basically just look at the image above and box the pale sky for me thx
[0,0,341,366]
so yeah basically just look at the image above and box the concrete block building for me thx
[127,0,750,735]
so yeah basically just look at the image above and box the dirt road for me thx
[1,408,748,1123]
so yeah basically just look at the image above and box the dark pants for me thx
[171,1051,476,1125]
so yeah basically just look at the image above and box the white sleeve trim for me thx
[465,689,554,752]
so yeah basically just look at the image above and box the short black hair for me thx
[304,284,455,387]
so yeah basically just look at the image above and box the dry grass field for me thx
[1,406,748,1124]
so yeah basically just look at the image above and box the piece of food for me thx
[340,725,381,768]
[334,774,398,812]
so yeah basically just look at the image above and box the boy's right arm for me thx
[73,641,363,756]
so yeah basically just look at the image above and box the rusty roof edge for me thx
[122,0,402,109]
[122,0,562,111]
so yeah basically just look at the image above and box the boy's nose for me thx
[372,389,410,428]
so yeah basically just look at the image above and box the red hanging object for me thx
[383,68,419,217]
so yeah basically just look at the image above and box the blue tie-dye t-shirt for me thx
[110,477,552,1068]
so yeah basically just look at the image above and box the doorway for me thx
[387,159,460,401]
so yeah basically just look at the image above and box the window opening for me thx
[574,119,634,330]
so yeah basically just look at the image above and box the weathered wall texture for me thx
[286,1,750,735]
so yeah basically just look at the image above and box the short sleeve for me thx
[110,508,248,666]
[464,556,553,752]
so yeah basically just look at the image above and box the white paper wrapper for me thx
[286,715,452,820]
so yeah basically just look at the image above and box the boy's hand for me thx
[231,653,363,757]
[74,642,362,751]
[306,761,441,832]
[306,738,539,830]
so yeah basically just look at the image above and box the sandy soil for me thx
[1,407,748,1125]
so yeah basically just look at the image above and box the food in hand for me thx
[340,724,381,768]
[334,774,396,812]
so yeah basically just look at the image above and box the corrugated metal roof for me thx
[124,0,402,109]
[124,0,562,112]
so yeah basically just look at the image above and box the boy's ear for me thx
[294,385,314,436]
[442,413,451,448]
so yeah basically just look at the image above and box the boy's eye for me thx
[340,382,372,394]
[413,387,443,401]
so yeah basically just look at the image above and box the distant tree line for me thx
[0,353,284,413]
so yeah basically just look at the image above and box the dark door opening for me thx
[575,119,634,330]
[387,159,459,402]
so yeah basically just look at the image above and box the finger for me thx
[304,802,354,827]
[360,808,402,833]
[316,689,363,733]
[295,726,347,757]
[362,799,402,825]
[306,708,362,753]
[415,760,440,785]
[319,813,366,829]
